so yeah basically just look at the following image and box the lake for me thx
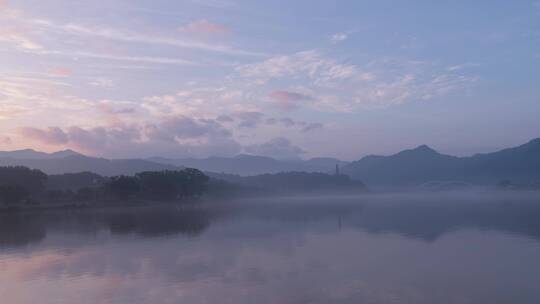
[1,192,540,304]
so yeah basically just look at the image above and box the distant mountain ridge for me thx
[1,138,539,185]
[0,154,178,176]
[148,154,348,175]
[0,150,347,176]
[0,149,81,159]
[342,138,540,186]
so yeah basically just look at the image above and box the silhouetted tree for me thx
[0,185,28,205]
[106,176,140,200]
[46,189,72,201]
[180,168,210,197]
[0,166,47,193]
[74,187,97,201]
[136,171,178,200]
[0,166,211,205]
[46,172,105,191]
[136,169,209,200]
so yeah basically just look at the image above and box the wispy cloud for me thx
[237,50,477,112]
[0,28,42,50]
[142,88,257,118]
[269,90,313,102]
[330,32,348,44]
[32,49,197,66]
[236,50,364,86]
[446,63,480,71]
[31,20,262,56]
[189,0,236,8]
[0,76,70,87]
[0,102,28,120]
[89,78,114,88]
[178,19,232,35]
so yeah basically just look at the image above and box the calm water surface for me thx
[1,192,540,304]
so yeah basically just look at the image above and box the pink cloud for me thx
[0,136,11,144]
[178,19,231,35]
[15,117,241,158]
[269,90,313,102]
[268,90,313,112]
[18,127,69,145]
[50,67,73,77]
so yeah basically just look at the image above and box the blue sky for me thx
[1,0,539,160]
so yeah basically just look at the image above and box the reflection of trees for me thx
[105,207,211,237]
[227,197,540,242]
[0,214,46,247]
[0,206,213,249]
[2,197,540,249]
[350,200,540,242]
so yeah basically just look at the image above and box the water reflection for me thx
[105,207,210,237]
[220,193,540,242]
[0,206,212,249]
[0,193,540,304]
[2,193,540,247]
[0,213,46,247]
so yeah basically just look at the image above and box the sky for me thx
[0,0,539,160]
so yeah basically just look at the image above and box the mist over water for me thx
[1,192,540,304]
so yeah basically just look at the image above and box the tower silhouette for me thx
[335,164,340,175]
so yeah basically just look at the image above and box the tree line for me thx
[0,166,209,206]
[0,165,370,207]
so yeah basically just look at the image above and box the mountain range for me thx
[0,149,81,159]
[0,150,345,176]
[0,153,177,176]
[341,138,540,186]
[1,138,539,186]
[148,155,348,175]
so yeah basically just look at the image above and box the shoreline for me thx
[0,197,203,213]
[2,188,540,214]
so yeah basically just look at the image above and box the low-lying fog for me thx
[1,191,539,304]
